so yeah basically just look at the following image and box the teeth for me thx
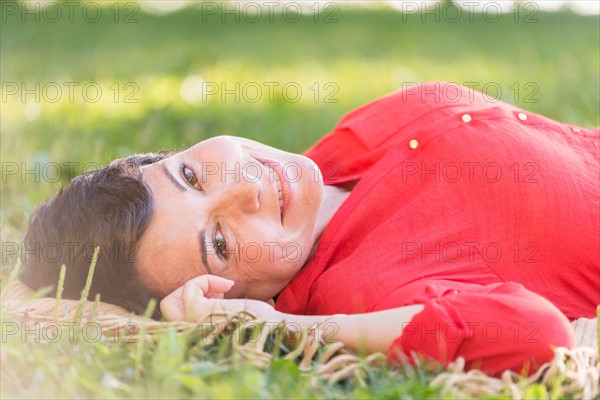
[268,164,284,213]
[275,172,283,210]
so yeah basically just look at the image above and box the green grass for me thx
[1,2,599,398]
[0,317,443,399]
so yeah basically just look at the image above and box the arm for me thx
[160,275,575,376]
[159,274,424,354]
[374,280,576,375]
[274,305,424,354]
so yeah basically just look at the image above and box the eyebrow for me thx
[161,163,187,192]
[199,229,212,275]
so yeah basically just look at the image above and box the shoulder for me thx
[312,82,517,154]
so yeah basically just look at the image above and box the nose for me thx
[214,161,261,215]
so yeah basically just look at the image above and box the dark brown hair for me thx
[20,152,172,319]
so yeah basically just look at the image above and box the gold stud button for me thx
[461,114,472,123]
[517,112,528,121]
[408,139,419,149]
[572,127,581,133]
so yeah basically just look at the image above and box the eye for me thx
[214,224,228,261]
[180,164,201,190]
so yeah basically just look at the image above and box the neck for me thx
[312,183,353,245]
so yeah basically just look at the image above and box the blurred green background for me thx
[1,2,599,398]
[1,1,599,267]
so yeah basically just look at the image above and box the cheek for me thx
[277,242,305,266]
[234,242,295,278]
[254,241,310,279]
[296,162,324,218]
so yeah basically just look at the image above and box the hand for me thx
[160,275,281,322]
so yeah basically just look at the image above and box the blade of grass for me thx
[134,298,157,378]
[3,259,22,289]
[53,264,66,320]
[74,246,100,323]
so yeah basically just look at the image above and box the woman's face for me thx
[136,136,324,301]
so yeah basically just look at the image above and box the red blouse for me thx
[275,82,599,375]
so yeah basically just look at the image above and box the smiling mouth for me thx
[254,158,284,221]
[273,168,284,212]
[267,164,284,218]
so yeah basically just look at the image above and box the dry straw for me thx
[1,279,598,398]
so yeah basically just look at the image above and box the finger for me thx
[206,292,225,300]
[182,276,234,321]
[204,275,235,295]
[182,279,206,321]
[182,275,233,307]
[266,298,275,307]
[160,286,185,321]
[185,275,234,297]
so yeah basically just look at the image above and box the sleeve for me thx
[380,280,575,376]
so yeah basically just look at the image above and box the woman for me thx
[21,83,599,376]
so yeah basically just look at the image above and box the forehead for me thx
[135,159,204,296]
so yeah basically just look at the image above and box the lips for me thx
[254,157,291,224]
[265,163,283,217]
[273,168,284,211]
